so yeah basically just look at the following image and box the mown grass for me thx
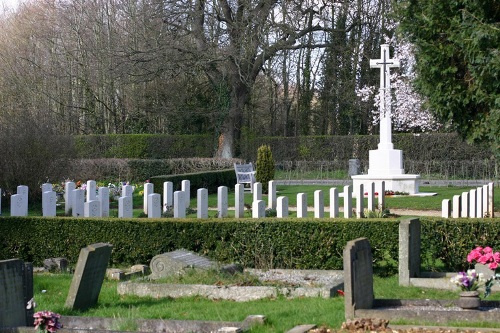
[33,272,500,332]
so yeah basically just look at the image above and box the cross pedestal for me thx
[352,44,421,195]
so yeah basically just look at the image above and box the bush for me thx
[256,145,275,192]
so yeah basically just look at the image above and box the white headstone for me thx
[163,181,173,211]
[41,183,52,193]
[252,200,265,218]
[65,182,76,215]
[174,191,185,218]
[329,188,339,218]
[378,181,386,210]
[10,194,25,216]
[442,199,451,218]
[85,200,101,217]
[17,185,28,216]
[344,185,352,218]
[482,184,489,218]
[122,185,134,197]
[253,182,262,202]
[356,184,364,218]
[148,193,161,218]
[42,191,57,217]
[217,186,228,218]
[314,190,324,218]
[469,189,477,218]
[143,183,154,214]
[297,193,307,218]
[367,182,375,212]
[277,196,288,218]
[72,189,85,217]
[488,182,494,218]
[197,188,208,219]
[476,187,483,218]
[98,187,110,217]
[268,180,277,210]
[86,180,97,202]
[118,196,133,218]
[181,180,190,208]
[235,184,245,218]
[461,192,470,217]
[452,195,461,218]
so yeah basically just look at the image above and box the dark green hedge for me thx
[150,169,237,197]
[1,216,499,274]
[74,134,214,159]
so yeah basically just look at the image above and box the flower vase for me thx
[457,290,481,309]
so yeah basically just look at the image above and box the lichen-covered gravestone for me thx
[65,243,113,311]
[0,259,34,327]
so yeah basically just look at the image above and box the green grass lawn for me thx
[33,273,500,332]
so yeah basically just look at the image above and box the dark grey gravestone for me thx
[0,259,33,327]
[348,159,361,176]
[150,249,240,279]
[343,238,374,320]
[65,243,113,311]
[399,218,421,286]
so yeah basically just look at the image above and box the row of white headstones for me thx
[4,180,495,219]
[441,183,495,218]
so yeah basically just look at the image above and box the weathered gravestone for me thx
[65,243,113,311]
[343,238,374,320]
[149,249,240,280]
[0,259,34,327]
[398,218,421,286]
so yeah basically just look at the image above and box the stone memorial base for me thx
[352,174,421,195]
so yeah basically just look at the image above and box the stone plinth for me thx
[352,174,420,195]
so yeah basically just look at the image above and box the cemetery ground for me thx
[32,268,500,333]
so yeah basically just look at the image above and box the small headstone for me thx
[149,249,217,279]
[488,182,494,218]
[253,182,262,202]
[118,196,133,218]
[182,180,191,208]
[163,181,173,211]
[17,185,28,216]
[43,257,68,272]
[329,187,339,218]
[356,184,364,218]
[268,180,277,210]
[277,196,288,218]
[343,238,374,319]
[197,188,208,218]
[143,183,154,214]
[174,191,185,218]
[469,189,477,218]
[85,200,101,217]
[98,187,110,217]
[86,180,97,202]
[252,200,265,218]
[42,191,57,217]
[41,183,53,193]
[65,243,113,311]
[65,181,76,215]
[218,186,228,218]
[72,189,85,217]
[148,193,161,218]
[10,194,26,217]
[461,192,470,217]
[314,190,324,218]
[399,218,421,286]
[367,182,375,212]
[0,259,34,327]
[442,199,451,218]
[344,185,352,218]
[476,187,483,218]
[378,181,386,210]
[122,184,134,197]
[452,195,461,218]
[297,193,307,218]
[234,184,245,218]
[348,159,361,176]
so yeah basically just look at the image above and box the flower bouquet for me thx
[466,246,500,297]
[450,269,485,291]
[33,311,62,333]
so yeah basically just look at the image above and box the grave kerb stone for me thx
[65,243,113,311]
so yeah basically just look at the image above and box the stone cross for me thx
[370,44,399,150]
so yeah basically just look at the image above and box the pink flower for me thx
[489,262,498,270]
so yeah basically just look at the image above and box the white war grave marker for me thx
[352,44,423,195]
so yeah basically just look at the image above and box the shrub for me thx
[256,145,275,192]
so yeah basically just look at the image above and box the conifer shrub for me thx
[256,144,275,193]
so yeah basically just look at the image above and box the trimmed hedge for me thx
[1,216,499,274]
[150,169,237,197]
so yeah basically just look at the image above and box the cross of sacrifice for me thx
[370,44,399,150]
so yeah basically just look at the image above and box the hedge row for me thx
[74,133,493,162]
[1,217,499,274]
